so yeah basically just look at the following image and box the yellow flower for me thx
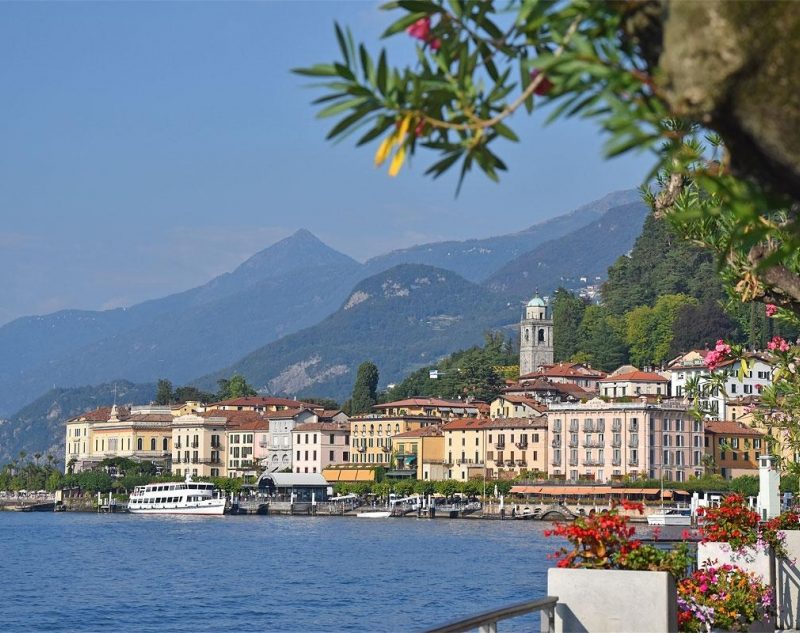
[388,145,406,177]
[374,114,413,176]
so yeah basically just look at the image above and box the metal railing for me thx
[422,596,558,633]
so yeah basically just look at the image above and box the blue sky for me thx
[0,1,651,325]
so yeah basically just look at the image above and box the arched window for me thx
[150,438,156,451]
[137,438,143,451]
[163,438,168,451]
[538,328,545,343]
[524,329,529,342]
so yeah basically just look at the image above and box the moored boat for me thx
[129,473,227,515]
[646,508,692,526]
[356,510,392,518]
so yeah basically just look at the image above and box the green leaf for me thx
[359,44,374,84]
[316,97,368,119]
[381,11,428,38]
[326,103,380,140]
[292,64,338,77]
[493,122,519,142]
[356,118,395,147]
[334,23,350,66]
[377,50,388,96]
[424,151,462,178]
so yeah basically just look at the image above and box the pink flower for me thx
[705,349,723,370]
[429,38,441,51]
[767,335,790,352]
[407,17,431,41]
[715,339,731,355]
[766,304,778,317]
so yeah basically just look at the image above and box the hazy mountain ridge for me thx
[193,264,520,401]
[363,189,642,282]
[484,201,650,297]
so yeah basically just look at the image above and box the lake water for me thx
[1,513,564,633]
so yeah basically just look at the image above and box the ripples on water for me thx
[0,513,568,633]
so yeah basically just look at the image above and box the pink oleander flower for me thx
[766,304,778,317]
[715,339,731,355]
[767,335,790,352]
[429,37,441,51]
[407,17,431,41]
[705,349,723,370]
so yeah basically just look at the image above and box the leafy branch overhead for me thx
[295,0,800,322]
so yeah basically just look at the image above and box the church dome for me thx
[527,294,546,308]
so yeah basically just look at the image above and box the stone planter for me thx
[696,542,774,633]
[546,567,677,633]
[777,530,800,630]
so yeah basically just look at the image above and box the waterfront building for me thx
[519,362,606,393]
[441,418,487,481]
[392,426,445,480]
[256,472,330,502]
[598,369,670,398]
[291,421,350,474]
[546,398,700,483]
[172,413,228,478]
[350,415,440,466]
[519,293,554,375]
[65,404,173,473]
[490,394,544,418]
[264,408,319,473]
[372,398,480,419]
[704,420,766,479]
[669,351,774,419]
[483,417,548,479]
[224,412,270,481]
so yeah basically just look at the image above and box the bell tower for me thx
[519,293,553,375]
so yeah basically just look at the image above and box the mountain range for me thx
[0,189,649,461]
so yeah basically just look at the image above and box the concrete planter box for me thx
[777,530,800,630]
[546,567,677,633]
[696,541,774,585]
[696,542,774,633]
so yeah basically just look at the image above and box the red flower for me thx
[766,304,778,317]
[407,17,431,41]
[529,68,554,95]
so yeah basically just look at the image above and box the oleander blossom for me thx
[767,335,791,352]
[766,303,778,317]
[406,17,440,50]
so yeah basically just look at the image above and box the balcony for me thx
[567,439,578,448]
[495,442,506,450]
[582,440,604,449]
[628,459,639,467]
[584,459,605,466]
[550,458,562,466]
[357,447,366,453]
[611,459,621,466]
[551,439,561,448]
[515,443,528,450]
[505,460,514,467]
[190,441,199,449]
[611,439,621,448]
[628,438,639,447]
[259,441,268,448]
[568,459,579,467]
[381,446,390,452]
[175,442,182,449]
[516,460,527,467]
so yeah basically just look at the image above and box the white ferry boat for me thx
[129,474,227,515]
[646,508,692,526]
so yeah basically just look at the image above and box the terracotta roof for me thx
[293,422,349,432]
[483,417,547,430]
[260,408,312,419]
[705,421,765,436]
[393,426,444,438]
[497,393,541,407]
[128,413,173,423]
[521,363,607,380]
[69,406,131,422]
[441,418,486,431]
[374,397,478,409]
[599,370,669,383]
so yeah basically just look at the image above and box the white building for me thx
[264,408,318,473]
[669,351,774,420]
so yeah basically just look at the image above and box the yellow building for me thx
[65,405,173,473]
[171,413,228,478]
[350,415,440,466]
[441,418,487,481]
[392,426,445,480]
[490,394,543,419]
[704,420,766,479]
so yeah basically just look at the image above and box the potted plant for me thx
[677,563,774,632]
[545,501,690,632]
[696,494,781,586]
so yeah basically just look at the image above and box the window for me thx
[163,438,168,451]
[150,438,156,451]
[137,438,142,451]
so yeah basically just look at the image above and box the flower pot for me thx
[547,567,677,632]
[777,530,800,630]
[696,541,774,585]
[696,543,775,632]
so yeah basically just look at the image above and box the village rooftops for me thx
[67,406,127,422]
[209,396,315,409]
[373,397,480,410]
[519,362,607,380]
[598,370,669,383]
[704,420,765,436]
[392,426,444,439]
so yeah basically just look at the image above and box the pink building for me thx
[291,422,350,474]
